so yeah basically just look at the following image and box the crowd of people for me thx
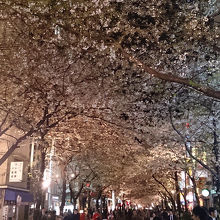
[192,206,218,220]
[39,206,218,220]
[61,206,219,220]
[63,208,149,220]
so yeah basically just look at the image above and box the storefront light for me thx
[201,189,209,197]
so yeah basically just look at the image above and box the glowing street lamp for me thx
[42,179,51,189]
[201,189,210,197]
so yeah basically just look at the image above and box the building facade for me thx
[0,135,33,220]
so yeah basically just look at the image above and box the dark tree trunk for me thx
[70,185,84,209]
[81,192,87,210]
[191,175,200,206]
[87,191,91,210]
[96,189,102,210]
[213,117,220,205]
[169,196,176,211]
[183,186,188,212]
[60,167,67,216]
[161,199,164,210]
[164,197,169,210]
[73,198,77,209]
[34,151,46,220]
[175,171,182,218]
[152,175,176,211]
[70,186,77,209]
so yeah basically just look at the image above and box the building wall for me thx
[0,138,30,189]
[6,139,31,189]
[0,132,31,219]
[0,140,8,185]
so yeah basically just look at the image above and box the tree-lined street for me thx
[0,0,219,219]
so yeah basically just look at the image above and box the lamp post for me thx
[16,195,22,220]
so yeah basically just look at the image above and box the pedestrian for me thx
[161,211,169,220]
[64,210,73,220]
[80,210,89,220]
[132,210,142,220]
[72,209,80,220]
[42,209,47,220]
[92,209,101,220]
[64,215,71,220]
[192,206,210,220]
[209,207,218,220]
[168,211,177,220]
[108,210,114,220]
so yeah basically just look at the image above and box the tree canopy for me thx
[0,0,219,206]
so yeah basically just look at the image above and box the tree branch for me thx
[169,107,218,178]
[120,48,220,100]
[152,174,175,206]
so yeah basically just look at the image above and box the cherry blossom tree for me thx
[1,0,219,167]
[0,0,219,213]
[169,93,220,206]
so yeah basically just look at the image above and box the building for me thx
[0,134,33,220]
[30,137,64,216]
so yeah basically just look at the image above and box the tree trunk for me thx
[60,168,67,216]
[152,175,176,211]
[213,117,220,205]
[175,171,181,218]
[73,198,77,209]
[96,189,102,210]
[191,175,200,206]
[87,191,91,210]
[169,195,176,211]
[34,151,46,220]
[182,178,188,212]
[164,197,169,210]
[121,48,220,100]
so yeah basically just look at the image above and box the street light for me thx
[42,179,51,189]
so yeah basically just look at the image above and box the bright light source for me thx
[42,179,51,188]
[71,174,75,178]
[186,192,194,202]
[201,189,209,197]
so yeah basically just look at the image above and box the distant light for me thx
[211,189,217,194]
[42,180,51,188]
[186,123,190,128]
[202,189,209,197]
[186,192,194,202]
[71,174,75,178]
